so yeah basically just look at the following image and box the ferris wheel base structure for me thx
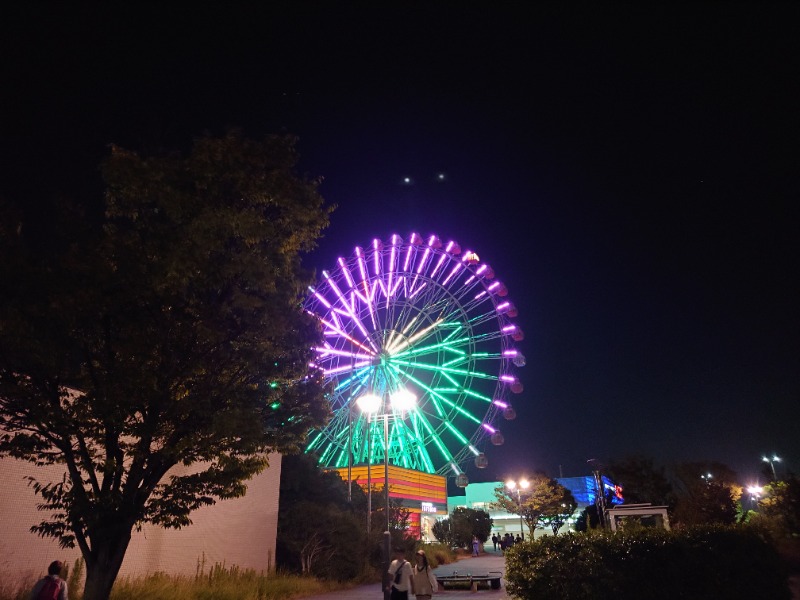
[305,232,525,487]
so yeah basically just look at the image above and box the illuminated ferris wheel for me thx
[304,232,524,483]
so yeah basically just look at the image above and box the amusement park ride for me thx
[304,232,525,489]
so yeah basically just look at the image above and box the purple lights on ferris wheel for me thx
[303,231,525,476]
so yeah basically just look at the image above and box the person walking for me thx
[387,547,414,600]
[411,550,437,600]
[471,536,480,557]
[491,534,498,551]
[30,560,68,600]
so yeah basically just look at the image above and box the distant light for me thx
[437,173,446,181]
[403,177,412,184]
[747,486,763,495]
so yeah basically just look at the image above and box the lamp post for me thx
[505,478,529,540]
[357,393,381,535]
[762,455,781,480]
[358,387,416,600]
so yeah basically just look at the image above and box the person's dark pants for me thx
[391,588,408,600]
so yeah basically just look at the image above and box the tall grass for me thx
[110,565,350,600]
[110,563,352,600]
[0,564,351,600]
[416,542,457,568]
[1,545,456,600]
[0,557,84,600]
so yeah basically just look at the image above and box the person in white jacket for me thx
[386,547,414,600]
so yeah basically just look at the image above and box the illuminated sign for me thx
[421,502,436,513]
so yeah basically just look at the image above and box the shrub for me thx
[505,525,790,600]
[416,542,457,568]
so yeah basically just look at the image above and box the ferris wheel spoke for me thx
[321,271,379,352]
[387,317,443,355]
[392,337,471,359]
[391,358,498,381]
[410,409,456,465]
[393,366,482,425]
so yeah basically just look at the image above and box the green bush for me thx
[505,525,790,600]
[416,542,457,568]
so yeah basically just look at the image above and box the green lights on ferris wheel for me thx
[304,232,525,480]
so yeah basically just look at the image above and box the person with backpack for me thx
[386,547,413,600]
[30,560,68,600]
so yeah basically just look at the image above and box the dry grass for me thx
[0,566,351,600]
[109,567,350,600]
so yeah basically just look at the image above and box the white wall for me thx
[0,454,281,588]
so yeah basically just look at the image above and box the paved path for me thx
[297,549,512,600]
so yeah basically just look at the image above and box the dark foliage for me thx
[0,132,332,600]
[505,526,790,600]
[277,453,368,580]
[432,507,492,549]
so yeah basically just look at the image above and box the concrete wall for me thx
[0,454,281,588]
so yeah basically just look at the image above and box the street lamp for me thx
[701,473,713,484]
[358,387,416,600]
[762,455,781,480]
[505,478,530,540]
[356,393,382,535]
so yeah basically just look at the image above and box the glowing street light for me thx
[747,485,764,509]
[506,478,530,540]
[762,455,781,480]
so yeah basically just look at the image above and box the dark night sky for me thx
[2,5,798,486]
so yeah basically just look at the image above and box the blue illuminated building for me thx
[447,475,623,538]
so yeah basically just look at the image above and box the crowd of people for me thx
[491,532,523,552]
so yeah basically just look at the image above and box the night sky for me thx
[2,5,798,486]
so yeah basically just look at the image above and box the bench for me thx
[436,571,502,592]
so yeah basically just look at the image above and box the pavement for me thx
[296,548,512,600]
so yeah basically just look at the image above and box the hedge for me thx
[504,525,790,600]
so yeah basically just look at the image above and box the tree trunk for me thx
[82,527,133,600]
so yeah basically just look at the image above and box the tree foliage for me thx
[753,475,800,538]
[670,461,742,526]
[432,507,492,549]
[505,526,791,600]
[494,475,577,535]
[0,132,332,600]
[606,455,676,509]
[277,453,369,579]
